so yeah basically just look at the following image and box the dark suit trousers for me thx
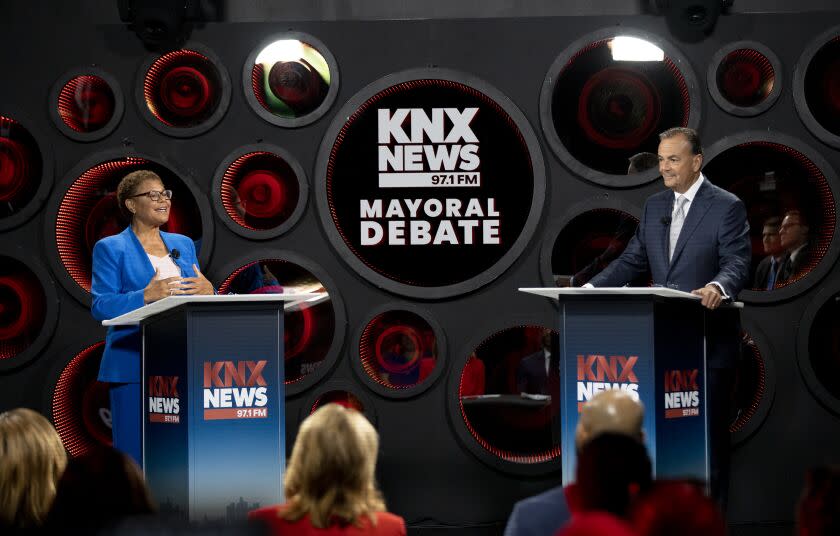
[707,367,735,512]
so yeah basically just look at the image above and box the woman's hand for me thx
[180,264,215,295]
[143,268,182,303]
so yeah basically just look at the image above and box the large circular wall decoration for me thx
[0,114,53,230]
[211,144,308,239]
[703,132,839,302]
[48,342,114,457]
[216,251,345,396]
[539,198,644,288]
[794,26,840,149]
[449,325,562,474]
[244,32,339,128]
[45,151,213,304]
[0,255,58,371]
[354,306,445,398]
[798,285,840,415]
[540,29,699,187]
[49,68,124,141]
[137,44,231,137]
[730,324,776,445]
[708,41,781,117]
[316,69,545,299]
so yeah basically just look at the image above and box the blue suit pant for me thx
[109,382,142,467]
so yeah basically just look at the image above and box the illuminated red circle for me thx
[159,65,212,117]
[0,136,30,202]
[57,75,116,132]
[237,170,287,218]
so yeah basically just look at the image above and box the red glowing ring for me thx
[794,29,840,148]
[577,67,660,150]
[285,304,314,360]
[373,325,422,374]
[237,170,287,218]
[51,342,113,457]
[708,42,782,117]
[57,75,116,132]
[0,275,34,340]
[729,332,765,434]
[159,65,212,118]
[0,136,30,202]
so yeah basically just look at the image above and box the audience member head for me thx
[575,433,652,517]
[761,216,783,257]
[628,152,660,174]
[557,512,637,536]
[283,404,385,528]
[575,389,644,452]
[797,465,840,536]
[779,210,810,252]
[45,446,156,531]
[0,408,67,530]
[630,479,726,536]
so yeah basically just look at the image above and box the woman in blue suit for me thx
[91,170,214,465]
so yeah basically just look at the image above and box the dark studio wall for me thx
[2,2,840,535]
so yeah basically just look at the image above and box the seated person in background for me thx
[797,465,840,536]
[628,152,660,174]
[629,479,726,536]
[249,404,406,536]
[777,210,811,283]
[516,329,557,396]
[752,216,785,289]
[44,446,156,532]
[461,352,486,396]
[504,390,644,536]
[0,408,68,532]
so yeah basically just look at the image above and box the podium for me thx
[104,293,323,522]
[520,287,740,485]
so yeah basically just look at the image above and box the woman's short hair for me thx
[0,408,68,529]
[116,169,163,217]
[282,404,385,528]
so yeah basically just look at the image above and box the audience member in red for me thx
[0,408,67,531]
[575,432,652,518]
[797,465,840,536]
[555,512,636,536]
[44,446,156,532]
[630,479,726,536]
[461,352,486,396]
[249,404,406,536]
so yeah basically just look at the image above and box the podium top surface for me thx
[519,287,743,307]
[102,293,327,326]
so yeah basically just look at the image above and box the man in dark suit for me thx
[778,210,811,283]
[516,329,558,395]
[752,217,784,290]
[586,127,752,508]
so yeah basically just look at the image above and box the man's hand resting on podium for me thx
[692,284,724,310]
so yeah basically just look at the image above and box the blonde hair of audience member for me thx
[282,404,386,528]
[0,408,68,529]
[575,390,645,452]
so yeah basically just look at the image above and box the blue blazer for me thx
[91,227,200,383]
[590,177,751,297]
[589,177,751,368]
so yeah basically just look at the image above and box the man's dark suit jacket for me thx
[589,177,751,369]
[516,351,549,395]
[752,255,780,289]
[779,242,811,282]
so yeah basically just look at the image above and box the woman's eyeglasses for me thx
[128,189,173,202]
